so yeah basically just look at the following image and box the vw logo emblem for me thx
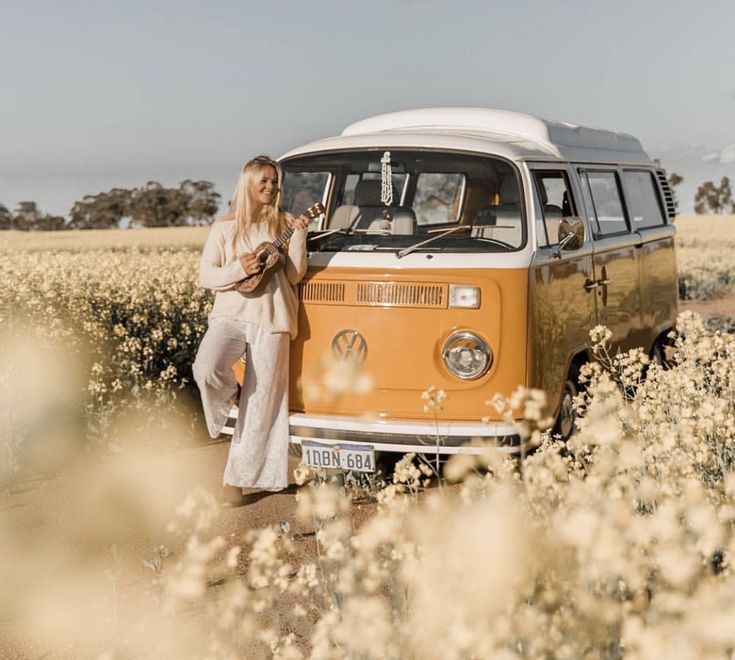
[331,329,368,364]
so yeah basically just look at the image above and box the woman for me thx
[193,155,309,506]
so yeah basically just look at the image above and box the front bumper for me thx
[292,413,521,454]
[223,409,521,454]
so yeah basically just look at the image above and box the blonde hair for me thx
[222,156,288,249]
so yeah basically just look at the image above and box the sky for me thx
[1,0,734,216]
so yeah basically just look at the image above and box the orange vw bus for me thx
[227,108,678,471]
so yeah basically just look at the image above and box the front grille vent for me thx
[656,169,678,222]
[356,282,447,308]
[300,281,346,304]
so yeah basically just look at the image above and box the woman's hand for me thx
[239,252,262,276]
[291,214,309,231]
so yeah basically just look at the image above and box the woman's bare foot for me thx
[219,484,244,507]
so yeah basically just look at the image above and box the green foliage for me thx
[126,180,220,228]
[2,180,221,231]
[69,188,132,230]
[0,246,211,443]
[694,176,734,214]
[9,201,66,231]
[668,172,683,211]
[0,203,12,229]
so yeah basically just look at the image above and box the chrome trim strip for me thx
[290,434,521,455]
[290,424,519,449]
[288,412,518,437]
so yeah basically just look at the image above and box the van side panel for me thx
[527,249,596,416]
[290,267,528,422]
[637,226,678,346]
[590,235,645,351]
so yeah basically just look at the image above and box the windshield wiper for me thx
[307,228,350,244]
[397,225,472,259]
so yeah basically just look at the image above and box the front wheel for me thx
[650,342,664,368]
[553,377,578,441]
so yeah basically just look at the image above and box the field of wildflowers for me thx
[1,214,731,455]
[0,227,210,463]
[676,215,735,299]
[2,216,735,657]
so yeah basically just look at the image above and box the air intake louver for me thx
[300,281,346,304]
[299,280,449,308]
[656,169,677,223]
[356,282,446,308]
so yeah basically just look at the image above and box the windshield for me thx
[281,151,525,253]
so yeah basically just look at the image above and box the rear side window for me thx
[623,170,666,228]
[580,171,629,236]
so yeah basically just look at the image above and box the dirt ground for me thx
[679,292,735,319]
[0,439,381,658]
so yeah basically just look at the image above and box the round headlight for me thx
[442,331,492,380]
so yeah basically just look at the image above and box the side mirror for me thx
[557,216,585,252]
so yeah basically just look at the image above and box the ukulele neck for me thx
[271,225,295,251]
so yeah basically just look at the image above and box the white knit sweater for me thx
[198,219,308,339]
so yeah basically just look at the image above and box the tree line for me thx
[668,173,735,215]
[2,173,733,229]
[0,180,221,230]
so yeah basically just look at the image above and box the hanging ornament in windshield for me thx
[380,151,393,206]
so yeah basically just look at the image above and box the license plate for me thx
[301,440,375,473]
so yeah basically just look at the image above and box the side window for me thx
[577,172,599,234]
[582,171,629,236]
[533,171,576,246]
[413,172,465,225]
[533,185,548,247]
[623,170,666,229]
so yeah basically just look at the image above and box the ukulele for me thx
[234,202,324,294]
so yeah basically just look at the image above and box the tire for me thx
[650,342,664,368]
[649,336,673,372]
[553,377,578,441]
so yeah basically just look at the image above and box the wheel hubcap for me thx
[559,387,575,438]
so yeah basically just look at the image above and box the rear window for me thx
[622,170,666,229]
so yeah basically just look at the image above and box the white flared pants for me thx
[192,318,290,491]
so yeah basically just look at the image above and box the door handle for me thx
[584,279,599,291]
[597,278,611,286]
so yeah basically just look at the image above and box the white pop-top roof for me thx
[282,107,652,164]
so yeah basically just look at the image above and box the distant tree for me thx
[69,188,131,229]
[668,172,683,211]
[668,172,683,188]
[12,201,68,230]
[130,181,189,227]
[0,203,12,230]
[694,181,718,214]
[722,176,733,212]
[179,179,221,225]
[694,177,734,214]
[13,201,44,230]
[34,214,66,230]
